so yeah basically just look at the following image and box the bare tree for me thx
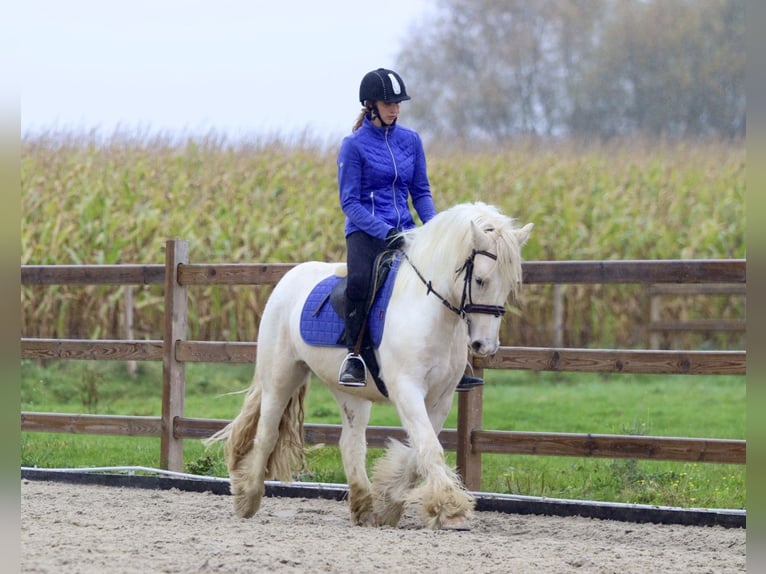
[397,0,745,142]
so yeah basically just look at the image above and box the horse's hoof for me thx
[440,514,471,531]
[357,512,380,527]
[232,490,261,519]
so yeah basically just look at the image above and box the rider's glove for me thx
[385,228,405,250]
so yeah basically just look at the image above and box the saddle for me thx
[299,251,401,397]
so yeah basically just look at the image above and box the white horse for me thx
[205,202,533,530]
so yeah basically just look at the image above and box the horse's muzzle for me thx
[470,338,498,357]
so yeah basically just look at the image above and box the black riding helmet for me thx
[359,68,411,105]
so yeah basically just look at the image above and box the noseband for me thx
[401,249,507,320]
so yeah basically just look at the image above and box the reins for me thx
[400,248,506,320]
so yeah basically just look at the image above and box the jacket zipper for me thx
[384,127,401,228]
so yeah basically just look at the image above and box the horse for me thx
[205,202,533,530]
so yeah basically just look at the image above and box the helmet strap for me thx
[368,103,395,127]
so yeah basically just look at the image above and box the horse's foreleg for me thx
[390,385,475,530]
[370,438,418,527]
[332,391,374,526]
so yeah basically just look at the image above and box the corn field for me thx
[21,132,745,350]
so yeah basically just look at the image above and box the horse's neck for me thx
[394,255,465,331]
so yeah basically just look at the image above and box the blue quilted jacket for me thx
[337,116,436,239]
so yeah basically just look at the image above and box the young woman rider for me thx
[336,67,481,392]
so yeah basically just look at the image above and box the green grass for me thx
[20,360,745,509]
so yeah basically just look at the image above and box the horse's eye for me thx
[475,277,484,287]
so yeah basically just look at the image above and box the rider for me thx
[336,68,482,392]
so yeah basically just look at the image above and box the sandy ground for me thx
[21,479,745,574]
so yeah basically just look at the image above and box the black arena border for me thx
[21,467,745,529]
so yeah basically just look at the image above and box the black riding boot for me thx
[338,297,367,386]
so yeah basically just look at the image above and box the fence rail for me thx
[20,242,746,490]
[20,339,745,375]
[22,258,747,286]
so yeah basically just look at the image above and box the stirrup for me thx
[338,352,368,387]
[456,363,483,392]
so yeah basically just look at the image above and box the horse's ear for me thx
[470,220,494,252]
[515,223,534,247]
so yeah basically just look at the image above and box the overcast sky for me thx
[16,0,433,144]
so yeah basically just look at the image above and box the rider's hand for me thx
[386,228,405,250]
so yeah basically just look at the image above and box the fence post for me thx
[649,288,662,349]
[160,239,189,472]
[123,285,138,378]
[552,284,564,347]
[456,366,484,491]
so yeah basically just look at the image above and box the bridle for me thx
[401,249,507,320]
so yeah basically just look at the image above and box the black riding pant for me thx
[345,231,388,303]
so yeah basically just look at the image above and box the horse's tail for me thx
[203,379,308,482]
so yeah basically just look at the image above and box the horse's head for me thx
[403,202,533,357]
[463,212,533,356]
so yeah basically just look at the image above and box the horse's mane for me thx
[401,202,526,300]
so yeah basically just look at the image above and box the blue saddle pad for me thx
[300,255,401,348]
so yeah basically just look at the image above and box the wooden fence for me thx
[20,240,747,490]
[647,283,746,349]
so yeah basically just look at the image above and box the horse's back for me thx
[263,260,343,313]
[278,261,346,291]
[259,261,344,343]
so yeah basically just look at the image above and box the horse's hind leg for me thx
[228,362,310,518]
[331,390,375,526]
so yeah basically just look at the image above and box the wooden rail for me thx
[22,259,747,286]
[20,339,746,375]
[20,413,745,465]
[20,242,747,491]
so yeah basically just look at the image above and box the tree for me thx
[574,0,746,139]
[399,0,606,141]
[396,0,745,142]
